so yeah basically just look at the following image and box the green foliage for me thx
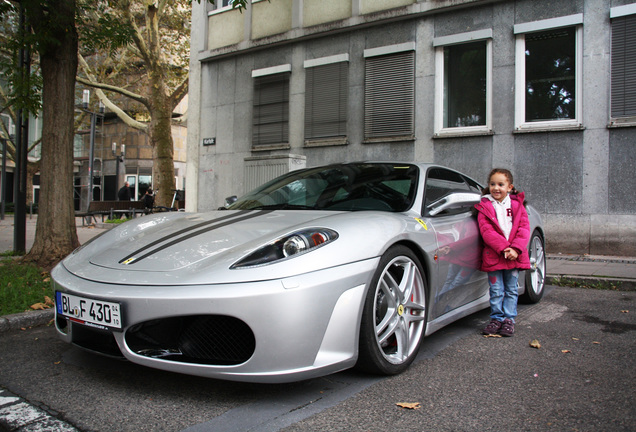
[0,258,53,315]
[77,2,136,54]
[0,3,44,116]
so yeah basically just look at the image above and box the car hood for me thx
[60,210,413,286]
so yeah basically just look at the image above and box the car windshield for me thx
[228,163,419,212]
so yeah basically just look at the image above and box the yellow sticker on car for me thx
[414,218,428,230]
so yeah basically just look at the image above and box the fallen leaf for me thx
[396,402,421,410]
[621,310,629,313]
[529,339,541,349]
[572,337,579,341]
[561,350,571,353]
[44,296,54,306]
[30,302,50,310]
[54,361,61,365]
[593,341,600,345]
[483,334,502,338]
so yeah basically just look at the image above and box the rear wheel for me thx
[356,245,427,375]
[520,230,546,304]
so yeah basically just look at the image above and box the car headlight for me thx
[231,228,338,269]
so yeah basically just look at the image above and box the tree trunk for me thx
[23,0,79,270]
[26,161,40,206]
[149,96,176,208]
[146,6,176,209]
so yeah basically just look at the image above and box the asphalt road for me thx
[1,286,634,432]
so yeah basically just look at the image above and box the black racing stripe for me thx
[118,211,261,264]
[124,210,273,265]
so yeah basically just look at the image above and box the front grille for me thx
[125,315,255,365]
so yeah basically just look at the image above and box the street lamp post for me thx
[82,90,104,211]
[112,142,125,193]
[0,136,6,221]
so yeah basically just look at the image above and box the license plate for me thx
[56,292,123,331]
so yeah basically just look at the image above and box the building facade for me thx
[187,0,636,255]
[75,115,187,210]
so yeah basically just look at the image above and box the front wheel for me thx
[356,245,427,375]
[520,230,546,304]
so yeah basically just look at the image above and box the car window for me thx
[424,168,474,216]
[229,163,418,212]
[462,175,483,194]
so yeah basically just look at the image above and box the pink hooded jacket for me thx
[474,192,531,272]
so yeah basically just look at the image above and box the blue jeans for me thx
[487,269,519,322]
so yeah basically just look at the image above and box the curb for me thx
[545,275,636,291]
[0,309,54,333]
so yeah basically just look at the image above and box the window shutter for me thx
[611,14,636,117]
[305,62,348,139]
[364,51,415,138]
[253,73,290,146]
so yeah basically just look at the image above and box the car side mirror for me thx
[225,195,238,207]
[427,192,480,216]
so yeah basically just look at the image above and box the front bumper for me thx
[52,258,378,383]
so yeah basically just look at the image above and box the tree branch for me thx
[76,75,146,105]
[77,55,148,132]
[169,77,188,109]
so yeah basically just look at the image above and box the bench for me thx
[76,201,146,226]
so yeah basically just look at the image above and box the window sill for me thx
[608,117,636,128]
[513,123,584,134]
[251,143,291,152]
[304,137,348,148]
[363,135,415,144]
[207,6,236,16]
[433,129,494,139]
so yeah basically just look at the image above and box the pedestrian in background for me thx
[118,181,132,201]
[474,168,531,337]
[142,188,155,213]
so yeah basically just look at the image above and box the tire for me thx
[520,230,546,304]
[356,245,427,375]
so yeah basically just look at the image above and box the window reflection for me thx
[443,41,487,128]
[525,27,576,122]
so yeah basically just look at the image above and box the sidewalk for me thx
[546,253,636,289]
[0,214,635,333]
[0,214,109,252]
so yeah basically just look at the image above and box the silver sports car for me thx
[52,163,545,383]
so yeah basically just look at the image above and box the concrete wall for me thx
[189,0,636,255]
[303,0,352,27]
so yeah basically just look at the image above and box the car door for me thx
[422,168,487,320]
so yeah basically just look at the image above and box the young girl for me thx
[474,168,531,337]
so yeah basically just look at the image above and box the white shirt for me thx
[486,194,512,240]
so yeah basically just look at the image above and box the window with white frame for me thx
[610,5,636,123]
[252,65,291,147]
[304,55,349,142]
[434,30,492,136]
[207,0,234,14]
[364,43,415,140]
[514,15,583,131]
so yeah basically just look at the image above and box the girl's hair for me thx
[482,168,526,204]
[482,168,513,195]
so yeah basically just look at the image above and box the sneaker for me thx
[482,319,502,335]
[499,319,515,337]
